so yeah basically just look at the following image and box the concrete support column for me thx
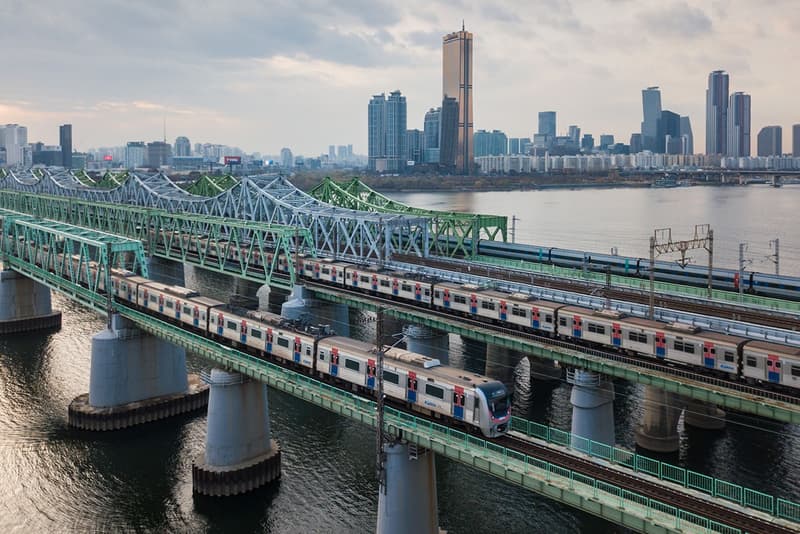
[192,369,281,496]
[403,324,449,363]
[0,268,61,333]
[146,256,185,286]
[635,385,682,453]
[569,369,615,448]
[256,284,271,311]
[376,443,439,534]
[68,314,208,430]
[281,284,312,323]
[683,399,726,431]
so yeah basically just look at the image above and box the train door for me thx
[367,359,376,389]
[266,328,273,353]
[499,300,507,321]
[655,332,666,358]
[470,294,478,314]
[612,323,622,347]
[217,312,224,335]
[392,279,399,296]
[531,307,540,329]
[624,258,630,274]
[313,262,320,280]
[142,288,149,307]
[767,354,781,383]
[330,347,339,376]
[193,306,200,327]
[733,272,740,291]
[453,386,465,420]
[240,320,248,344]
[414,283,422,301]
[158,294,164,313]
[293,337,302,363]
[372,274,378,292]
[407,371,417,402]
[443,289,451,309]
[572,315,582,338]
[703,341,715,369]
[174,300,181,320]
[351,271,358,288]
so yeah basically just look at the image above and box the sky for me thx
[1,0,798,156]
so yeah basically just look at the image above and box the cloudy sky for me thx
[1,0,797,156]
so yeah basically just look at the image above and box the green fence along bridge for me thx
[309,177,507,258]
[1,209,798,533]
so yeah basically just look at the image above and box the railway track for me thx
[394,254,800,331]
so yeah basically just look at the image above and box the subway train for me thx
[477,240,800,301]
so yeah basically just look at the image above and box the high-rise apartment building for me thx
[473,130,508,157]
[424,107,441,150]
[757,126,782,156]
[367,91,406,172]
[368,93,386,171]
[405,129,424,163]
[59,124,72,168]
[727,92,751,158]
[641,87,662,152]
[679,116,694,155]
[581,134,594,152]
[793,124,800,157]
[0,124,28,166]
[442,25,473,174]
[706,70,729,155]
[125,141,146,169]
[174,136,191,157]
[146,141,171,168]
[568,125,580,145]
[629,133,642,154]
[538,111,556,138]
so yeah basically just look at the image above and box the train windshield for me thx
[478,383,510,418]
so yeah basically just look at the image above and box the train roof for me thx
[321,336,502,389]
[140,281,199,299]
[744,340,800,356]
[123,275,151,286]
[192,296,226,307]
[434,281,488,292]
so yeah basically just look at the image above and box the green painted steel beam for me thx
[0,190,312,290]
[186,174,239,196]
[309,177,508,258]
[309,285,800,424]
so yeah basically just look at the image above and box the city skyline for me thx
[1,1,798,155]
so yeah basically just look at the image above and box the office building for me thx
[706,70,729,155]
[280,147,294,168]
[0,124,28,166]
[793,124,800,157]
[367,91,406,171]
[146,141,171,168]
[727,92,751,158]
[659,110,681,154]
[757,126,782,157]
[328,145,336,161]
[568,125,580,145]
[174,136,191,157]
[538,111,556,138]
[405,129,424,163]
[32,143,62,166]
[439,96,459,168]
[59,124,72,168]
[424,107,441,150]
[629,133,642,154]
[337,145,348,162]
[599,134,615,151]
[474,130,508,157]
[679,116,694,155]
[442,25,473,173]
[125,142,146,169]
[581,134,594,152]
[508,138,524,155]
[641,87,662,152]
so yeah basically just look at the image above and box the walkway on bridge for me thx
[309,177,508,258]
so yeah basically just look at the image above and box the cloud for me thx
[637,2,713,39]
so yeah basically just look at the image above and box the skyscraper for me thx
[629,133,643,154]
[146,141,171,168]
[659,110,681,154]
[174,136,191,157]
[442,25,473,174]
[280,148,293,168]
[368,93,386,171]
[59,124,72,168]
[757,126,782,156]
[423,107,441,149]
[705,70,729,155]
[0,124,28,166]
[125,141,146,169]
[568,125,580,145]
[727,92,751,158]
[793,124,800,157]
[679,116,694,155]
[641,87,662,152]
[405,129,424,163]
[538,111,556,138]
[367,91,406,171]
[439,96,459,169]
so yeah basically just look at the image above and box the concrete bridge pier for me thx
[281,284,313,323]
[147,256,186,286]
[281,284,350,335]
[68,314,208,430]
[192,369,281,496]
[683,399,726,431]
[403,324,449,362]
[376,442,439,534]
[635,385,682,453]
[569,369,615,448]
[0,268,62,333]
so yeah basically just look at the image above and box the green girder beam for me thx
[186,174,240,196]
[309,177,508,258]
[309,285,800,425]
[0,190,313,291]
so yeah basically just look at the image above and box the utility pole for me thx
[510,215,519,244]
[375,307,387,495]
[605,266,611,311]
[739,243,747,301]
[105,242,113,330]
[769,238,780,276]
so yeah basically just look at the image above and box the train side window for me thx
[545,315,553,323]
[481,301,495,311]
[587,323,606,334]
[344,358,360,372]
[380,280,390,287]
[150,295,158,303]
[166,301,174,309]
[453,295,467,304]
[319,351,326,362]
[277,337,290,348]
[383,370,400,385]
[423,289,430,296]
[425,384,444,400]
[628,332,647,344]
[775,361,782,369]
[183,306,191,315]
[251,329,262,339]
[401,283,412,292]
[306,346,312,356]
[559,317,567,327]
[321,268,331,275]
[434,290,441,299]
[359,275,370,283]
[724,351,735,362]
[792,366,800,377]
[673,340,696,354]
[512,307,526,317]
[746,356,757,367]
[226,320,237,330]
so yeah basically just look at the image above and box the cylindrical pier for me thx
[0,269,62,333]
[569,369,615,448]
[635,385,683,453]
[683,399,726,430]
[376,443,439,534]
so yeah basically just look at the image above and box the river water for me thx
[1,184,799,533]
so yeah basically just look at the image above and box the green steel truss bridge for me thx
[0,169,428,261]
[1,209,798,534]
[186,174,240,197]
[309,177,508,258]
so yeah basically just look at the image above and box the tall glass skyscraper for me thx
[705,70,729,155]
[538,112,556,138]
[727,92,751,158]
[59,124,72,168]
[442,25,473,174]
[641,87,662,152]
